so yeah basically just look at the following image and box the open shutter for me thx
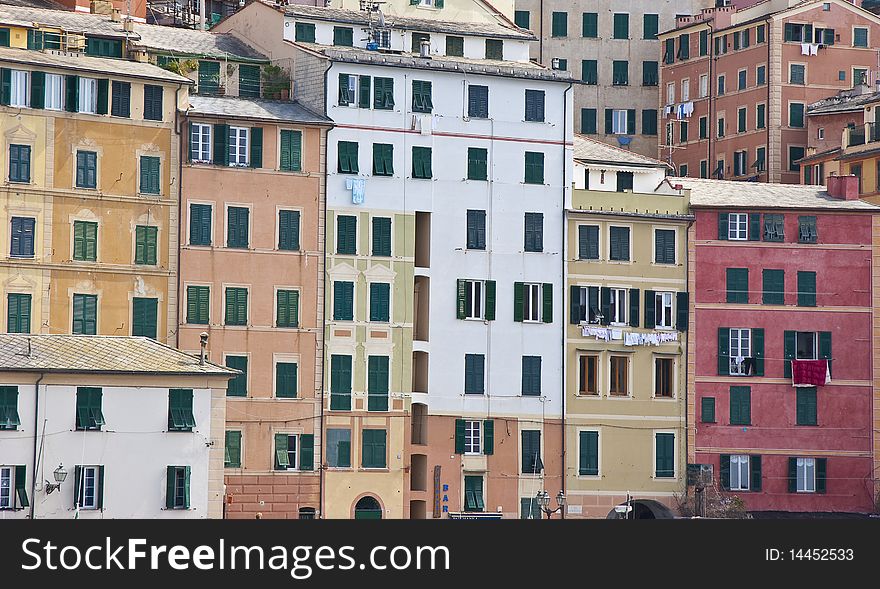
[604,109,613,134]
[819,332,832,376]
[456,279,466,319]
[213,124,229,166]
[483,420,494,455]
[454,419,465,454]
[30,71,44,109]
[96,79,108,115]
[600,287,611,325]
[74,465,82,507]
[183,466,191,509]
[249,127,263,168]
[542,283,552,323]
[748,215,760,240]
[718,327,730,375]
[274,433,289,469]
[485,280,496,321]
[628,288,639,327]
[717,213,729,240]
[358,75,371,108]
[0,68,10,105]
[816,458,826,493]
[787,458,797,493]
[513,282,524,322]
[626,109,636,134]
[750,455,762,492]
[643,289,655,328]
[65,75,79,112]
[14,465,28,508]
[675,292,689,331]
[719,454,730,490]
[300,434,314,471]
[165,466,175,509]
[97,466,105,509]
[753,328,765,376]
[783,330,796,378]
[570,285,582,325]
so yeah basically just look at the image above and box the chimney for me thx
[199,332,209,365]
[123,18,134,32]
[110,8,121,22]
[419,39,430,58]
[826,174,860,200]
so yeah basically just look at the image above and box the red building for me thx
[683,175,880,514]
[658,0,880,184]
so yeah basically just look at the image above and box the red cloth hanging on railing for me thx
[791,359,830,387]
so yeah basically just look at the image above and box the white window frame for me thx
[9,70,28,107]
[44,73,63,111]
[609,287,627,325]
[282,433,300,472]
[79,77,98,114]
[0,466,12,508]
[737,68,747,91]
[796,457,816,492]
[79,465,100,510]
[464,420,481,454]
[681,78,690,102]
[728,212,748,240]
[789,63,806,85]
[717,73,725,95]
[699,74,708,98]
[666,82,675,105]
[729,328,752,375]
[852,26,869,48]
[611,109,628,134]
[190,123,212,163]
[464,279,484,320]
[730,455,750,491]
[818,127,825,140]
[228,126,249,167]
[171,466,188,507]
[655,291,674,329]
[523,282,541,322]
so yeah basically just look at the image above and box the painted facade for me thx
[515,0,713,157]
[658,0,880,183]
[684,176,879,514]
[564,136,690,518]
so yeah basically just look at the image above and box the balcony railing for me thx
[848,126,866,146]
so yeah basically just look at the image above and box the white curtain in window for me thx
[10,70,29,107]
[79,77,98,113]
[44,73,63,110]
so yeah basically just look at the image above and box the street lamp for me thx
[45,464,68,495]
[535,490,566,519]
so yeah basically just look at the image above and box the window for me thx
[226,206,249,248]
[737,108,746,133]
[677,33,690,60]
[762,269,784,305]
[72,293,97,334]
[362,429,387,468]
[274,434,299,470]
[681,78,690,101]
[76,77,98,114]
[135,225,158,265]
[524,152,544,184]
[783,23,810,42]
[367,355,390,411]
[523,283,542,322]
[224,287,248,326]
[330,354,352,410]
[167,388,195,432]
[189,123,211,163]
[699,74,708,98]
[654,229,675,264]
[332,26,353,47]
[679,121,689,143]
[798,216,817,243]
[228,127,249,166]
[371,143,393,177]
[8,144,30,183]
[608,287,628,326]
[186,285,209,325]
[643,14,659,39]
[738,69,747,90]
[729,455,750,491]
[655,433,674,477]
[446,35,464,57]
[225,431,242,468]
[582,12,598,37]
[467,148,488,181]
[794,458,816,492]
[655,357,673,398]
[189,203,212,246]
[276,289,299,327]
[468,85,489,118]
[717,74,725,95]
[728,328,751,376]
[461,279,485,320]
[701,397,716,423]
[139,155,160,194]
[522,430,543,474]
[131,297,158,339]
[411,32,430,53]
[788,146,805,172]
[463,420,482,454]
[225,356,248,397]
[790,63,805,85]
[726,268,749,304]
[524,90,544,122]
[609,355,629,395]
[43,73,63,110]
[515,10,530,29]
[463,475,485,512]
[797,271,816,307]
[5,69,28,107]
[642,109,657,136]
[654,291,674,329]
[796,388,817,426]
[275,361,298,399]
[369,283,390,322]
[6,293,30,334]
[326,429,351,467]
[466,210,486,250]
[110,80,130,118]
[756,103,766,130]
[76,465,103,509]
[727,213,748,240]
[294,22,316,42]
[729,386,751,425]
[521,356,541,396]
[789,103,804,128]
[143,84,163,121]
[612,61,628,86]
[757,65,766,86]
[551,12,567,37]
[336,214,356,254]
[733,150,747,177]
[579,354,598,395]
[333,281,354,321]
[0,386,21,430]
[371,216,391,257]
[853,27,868,48]
[613,13,629,39]
[412,146,432,179]
[412,80,433,113]
[464,354,485,394]
[609,226,630,261]
[524,213,543,252]
[75,387,104,430]
[755,147,766,173]
[372,77,394,110]
[483,38,503,60]
[578,225,599,260]
[611,109,630,135]
[582,60,598,85]
[698,116,708,140]
[75,150,97,189]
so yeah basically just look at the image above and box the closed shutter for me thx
[225,355,250,395]
[579,431,599,476]
[7,294,31,334]
[797,271,816,307]
[643,289,655,328]
[330,355,352,409]
[275,362,298,398]
[718,327,730,375]
[628,288,639,327]
[132,297,158,339]
[730,386,750,425]
[720,454,731,489]
[369,283,390,322]
[190,204,212,246]
[278,210,301,251]
[675,292,689,331]
[30,70,44,109]
[701,397,715,422]
[484,280,496,321]
[655,433,674,477]
[300,434,314,471]
[483,420,494,455]
[717,213,729,240]
[212,124,229,166]
[762,269,784,305]
[249,127,263,168]
[753,328,764,376]
[513,282,524,322]
[542,283,552,323]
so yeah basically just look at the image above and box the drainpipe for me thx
[318,58,333,519]
[765,18,771,180]
[538,0,544,65]
[708,23,714,177]
[175,82,185,348]
[560,81,572,518]
[29,372,45,519]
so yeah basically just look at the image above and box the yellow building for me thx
[0,45,188,341]
[564,136,691,518]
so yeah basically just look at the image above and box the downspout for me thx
[29,372,45,519]
[683,215,694,505]
[708,24,714,177]
[175,82,185,348]
[560,81,572,518]
[538,0,544,65]
[765,18,771,180]
[318,57,333,519]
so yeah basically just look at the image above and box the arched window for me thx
[298,507,316,520]
[354,496,382,519]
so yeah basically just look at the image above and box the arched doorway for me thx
[606,499,675,520]
[354,496,383,519]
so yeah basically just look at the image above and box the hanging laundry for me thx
[611,329,623,340]
[346,177,366,204]
[809,43,819,55]
[801,43,811,55]
[742,357,756,375]
[682,101,694,117]
[791,359,830,386]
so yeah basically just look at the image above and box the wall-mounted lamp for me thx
[45,464,68,495]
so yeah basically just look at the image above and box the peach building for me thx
[658,0,880,183]
[178,96,332,519]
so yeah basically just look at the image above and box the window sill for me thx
[575,393,600,397]
[578,474,600,479]
[652,396,676,401]
[607,394,632,399]
[360,467,390,472]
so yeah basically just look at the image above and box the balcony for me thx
[847,125,865,147]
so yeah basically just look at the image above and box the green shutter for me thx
[816,458,826,493]
[358,75,371,109]
[628,288,639,328]
[784,330,796,378]
[225,431,242,468]
[485,280,496,321]
[483,420,494,455]
[788,458,798,492]
[655,433,674,477]
[275,433,289,469]
[275,362,298,398]
[753,328,765,376]
[718,327,730,375]
[186,286,209,324]
[96,78,109,115]
[225,356,248,397]
[542,283,553,323]
[579,431,599,476]
[249,127,263,168]
[796,388,817,425]
[367,356,389,411]
[718,213,729,240]
[720,454,731,489]
[750,455,762,491]
[64,74,79,112]
[701,397,715,422]
[278,210,300,251]
[748,213,760,240]
[213,124,229,166]
[165,466,175,508]
[30,70,45,109]
[7,294,31,334]
[730,386,751,425]
[513,282,524,322]
[762,269,784,305]
[14,464,28,508]
[675,292,689,331]
[819,331,832,376]
[605,109,613,134]
[454,419,466,454]
[135,226,158,265]
[456,279,466,319]
[643,289,656,328]
[132,297,158,339]
[300,434,314,471]
[797,271,816,307]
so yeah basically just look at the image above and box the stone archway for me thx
[354,495,383,519]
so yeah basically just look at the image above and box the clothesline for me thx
[718,354,836,361]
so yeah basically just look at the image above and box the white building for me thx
[219,2,573,518]
[0,335,235,519]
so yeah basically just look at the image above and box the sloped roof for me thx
[188,95,331,124]
[679,177,878,210]
[807,88,880,115]
[0,45,191,83]
[573,135,671,168]
[283,4,535,40]
[0,335,237,375]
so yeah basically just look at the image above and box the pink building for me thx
[683,175,880,515]
[658,0,880,183]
